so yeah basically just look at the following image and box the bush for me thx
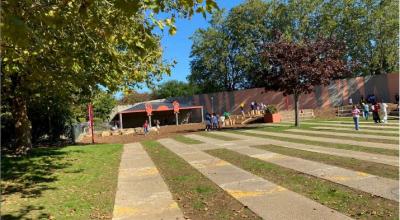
[265,105,278,114]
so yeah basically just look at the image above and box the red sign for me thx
[145,103,153,116]
[173,101,180,113]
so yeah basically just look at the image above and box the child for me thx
[143,120,149,135]
[352,105,360,130]
[205,113,211,131]
[380,102,388,123]
[362,103,369,120]
[372,102,381,123]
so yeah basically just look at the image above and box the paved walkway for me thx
[300,122,399,130]
[112,143,183,220]
[320,121,398,126]
[287,129,399,141]
[158,138,351,220]
[186,135,399,201]
[189,132,399,167]
[311,126,399,135]
[243,130,398,150]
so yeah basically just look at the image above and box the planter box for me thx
[264,113,281,123]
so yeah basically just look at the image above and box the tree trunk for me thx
[294,92,300,127]
[12,95,32,155]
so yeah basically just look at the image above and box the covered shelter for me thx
[113,101,204,128]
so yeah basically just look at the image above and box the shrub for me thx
[265,105,278,114]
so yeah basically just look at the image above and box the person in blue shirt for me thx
[212,113,219,130]
[362,102,369,120]
[205,113,211,131]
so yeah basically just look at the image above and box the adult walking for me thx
[362,102,369,120]
[372,102,381,123]
[352,105,361,130]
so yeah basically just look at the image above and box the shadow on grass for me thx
[1,147,82,219]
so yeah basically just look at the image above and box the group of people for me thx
[240,101,267,116]
[352,101,389,130]
[205,112,231,131]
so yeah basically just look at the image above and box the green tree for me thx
[1,0,218,154]
[152,80,200,99]
[188,0,398,93]
[93,91,117,122]
[118,91,151,105]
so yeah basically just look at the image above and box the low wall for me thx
[174,73,399,115]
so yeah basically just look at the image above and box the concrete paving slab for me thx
[186,134,400,202]
[192,132,399,167]
[287,128,399,141]
[320,121,399,127]
[158,138,352,220]
[301,122,399,130]
[311,126,399,135]
[113,143,184,220]
[243,129,399,150]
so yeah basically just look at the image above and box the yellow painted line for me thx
[356,171,370,177]
[113,206,139,217]
[168,202,179,210]
[227,186,286,199]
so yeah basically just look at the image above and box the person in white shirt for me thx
[380,102,388,123]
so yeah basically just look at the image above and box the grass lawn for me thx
[206,148,399,219]
[198,131,240,141]
[1,144,123,219]
[142,140,260,220]
[229,130,399,156]
[253,145,398,180]
[172,135,203,144]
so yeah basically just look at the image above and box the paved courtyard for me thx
[112,120,399,219]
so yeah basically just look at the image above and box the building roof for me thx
[120,100,202,114]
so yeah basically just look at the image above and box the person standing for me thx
[380,102,388,123]
[362,102,369,120]
[240,102,245,117]
[372,102,381,123]
[212,113,219,130]
[143,120,149,135]
[205,113,211,131]
[352,105,361,130]
[348,97,353,106]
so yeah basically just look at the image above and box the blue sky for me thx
[139,0,244,93]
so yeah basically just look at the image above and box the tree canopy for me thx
[1,0,218,154]
[188,0,398,93]
[256,35,352,126]
[152,80,200,99]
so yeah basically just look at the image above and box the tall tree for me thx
[256,36,352,126]
[1,0,218,154]
[188,0,398,93]
[152,80,199,99]
[118,91,151,105]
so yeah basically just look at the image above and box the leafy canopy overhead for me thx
[188,0,398,94]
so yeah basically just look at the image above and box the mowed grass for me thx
[284,130,398,145]
[173,135,203,144]
[198,131,240,141]
[1,144,123,219]
[142,140,261,220]
[229,130,399,156]
[253,145,399,180]
[206,148,399,219]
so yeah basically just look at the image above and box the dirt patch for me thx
[80,123,247,144]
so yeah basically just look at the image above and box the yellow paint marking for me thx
[227,186,287,198]
[169,202,179,209]
[114,206,139,217]
[133,167,159,177]
[327,175,350,181]
[214,160,229,167]
[356,171,369,177]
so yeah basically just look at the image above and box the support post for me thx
[148,115,152,128]
[119,113,123,129]
[175,113,179,126]
[201,107,204,123]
